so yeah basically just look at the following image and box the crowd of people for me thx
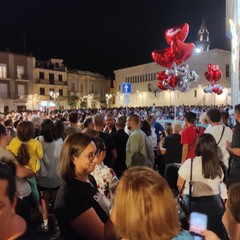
[0,103,239,240]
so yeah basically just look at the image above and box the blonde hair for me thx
[114,167,180,240]
[199,112,209,125]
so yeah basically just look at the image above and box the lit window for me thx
[0,64,7,78]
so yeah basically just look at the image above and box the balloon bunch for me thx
[152,23,198,91]
[157,64,199,92]
[152,23,195,68]
[203,64,223,95]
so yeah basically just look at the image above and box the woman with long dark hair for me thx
[178,133,227,239]
[36,119,63,231]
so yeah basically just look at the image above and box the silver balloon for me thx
[188,71,199,82]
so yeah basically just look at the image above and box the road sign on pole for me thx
[121,83,132,94]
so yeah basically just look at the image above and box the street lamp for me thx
[49,91,59,106]
[105,93,112,108]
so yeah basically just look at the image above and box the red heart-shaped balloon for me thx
[213,70,222,82]
[208,64,219,72]
[157,71,168,81]
[171,39,195,65]
[167,75,178,88]
[204,71,214,82]
[165,23,189,45]
[152,49,174,68]
[157,81,168,90]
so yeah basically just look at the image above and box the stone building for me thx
[0,51,35,112]
[34,58,68,111]
[67,69,112,109]
[114,48,231,107]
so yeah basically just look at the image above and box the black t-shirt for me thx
[99,131,116,167]
[112,129,129,171]
[162,133,182,163]
[54,176,110,240]
[232,122,240,161]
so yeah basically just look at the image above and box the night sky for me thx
[0,0,228,78]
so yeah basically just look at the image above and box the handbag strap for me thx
[188,158,193,213]
[216,126,225,145]
[188,127,200,150]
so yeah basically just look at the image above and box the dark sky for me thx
[0,0,228,78]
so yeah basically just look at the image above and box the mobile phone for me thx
[190,212,208,240]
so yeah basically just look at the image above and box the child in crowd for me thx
[7,121,43,210]
[91,137,118,206]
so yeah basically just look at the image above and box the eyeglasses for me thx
[81,152,98,161]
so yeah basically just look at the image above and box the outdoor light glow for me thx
[195,48,202,54]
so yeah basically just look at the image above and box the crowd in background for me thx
[0,103,239,240]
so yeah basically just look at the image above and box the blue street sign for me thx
[121,83,132,93]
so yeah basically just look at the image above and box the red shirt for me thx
[181,125,204,159]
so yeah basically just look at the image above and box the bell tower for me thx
[195,18,211,53]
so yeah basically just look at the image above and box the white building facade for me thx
[114,49,231,107]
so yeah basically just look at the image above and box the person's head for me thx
[16,121,35,166]
[54,119,66,140]
[234,104,240,122]
[184,112,196,125]
[172,121,182,134]
[126,114,140,131]
[58,133,97,181]
[195,133,222,180]
[83,117,94,129]
[221,111,229,125]
[145,114,154,126]
[81,128,99,139]
[93,137,106,165]
[113,167,180,240]
[222,183,240,240]
[199,112,210,125]
[140,120,151,137]
[0,161,16,205]
[40,119,58,143]
[69,111,79,124]
[4,118,13,127]
[0,124,12,146]
[207,109,221,124]
[115,116,126,130]
[30,115,42,129]
[165,123,173,136]
[105,114,115,129]
[93,114,104,130]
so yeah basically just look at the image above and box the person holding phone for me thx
[202,183,240,240]
[178,134,227,239]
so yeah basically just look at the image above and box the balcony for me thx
[36,79,67,86]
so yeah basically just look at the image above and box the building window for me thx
[200,35,203,41]
[226,64,230,77]
[59,89,63,96]
[39,72,44,79]
[194,90,197,98]
[0,64,7,78]
[49,73,54,84]
[70,82,75,92]
[91,84,94,93]
[40,88,45,95]
[58,74,62,82]
[100,86,103,94]
[17,66,24,79]
[0,83,8,98]
[80,83,84,93]
[17,84,25,97]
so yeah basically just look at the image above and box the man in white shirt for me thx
[205,109,233,169]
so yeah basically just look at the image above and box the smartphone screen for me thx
[190,212,208,240]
